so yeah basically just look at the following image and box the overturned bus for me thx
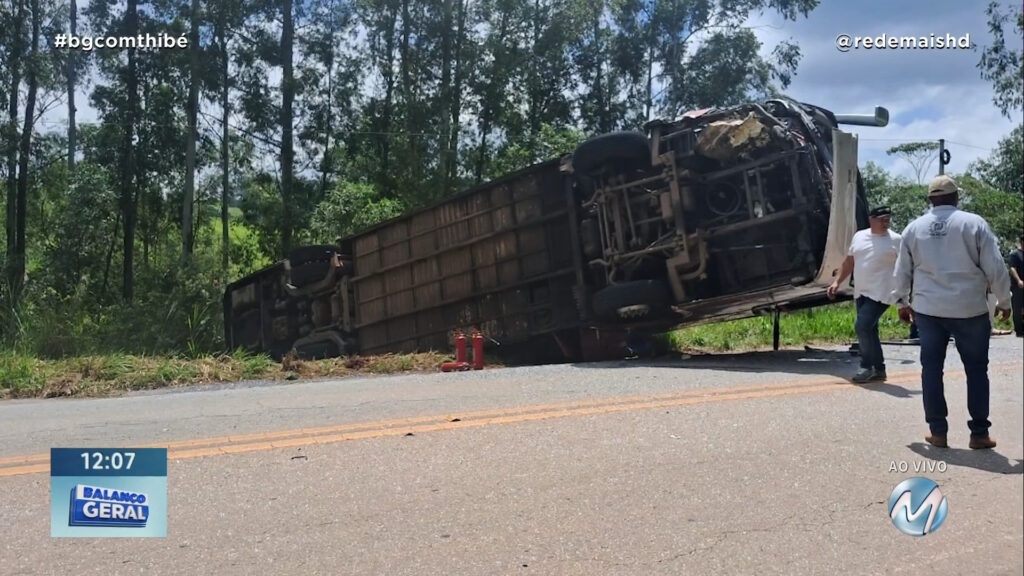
[224,96,888,362]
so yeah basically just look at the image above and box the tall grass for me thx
[669,301,1013,352]
[0,264,226,359]
[0,349,452,399]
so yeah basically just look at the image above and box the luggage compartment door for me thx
[812,129,858,287]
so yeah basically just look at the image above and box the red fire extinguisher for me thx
[472,330,485,370]
[441,361,471,372]
[454,331,467,364]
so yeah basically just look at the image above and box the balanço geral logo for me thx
[888,477,948,536]
[69,484,150,528]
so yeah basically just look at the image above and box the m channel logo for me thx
[888,477,948,536]
[69,484,149,528]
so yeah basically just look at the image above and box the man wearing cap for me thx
[892,175,1012,450]
[828,205,902,382]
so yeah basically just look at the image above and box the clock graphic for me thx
[80,451,137,471]
[50,448,167,538]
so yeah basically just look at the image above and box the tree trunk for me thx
[121,0,139,302]
[5,0,24,273]
[319,31,334,201]
[399,0,419,190]
[12,0,40,302]
[218,15,230,273]
[446,0,466,194]
[593,14,610,133]
[142,198,149,269]
[138,168,149,270]
[400,0,411,106]
[280,0,295,256]
[438,0,453,197]
[183,0,199,262]
[475,112,490,183]
[528,0,541,146]
[475,9,507,183]
[379,4,397,198]
[101,213,121,300]
[645,27,654,122]
[67,0,77,173]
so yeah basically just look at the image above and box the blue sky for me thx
[747,0,1023,183]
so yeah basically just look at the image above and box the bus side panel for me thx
[351,161,582,355]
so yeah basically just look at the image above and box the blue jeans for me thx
[855,296,889,371]
[914,312,992,437]
[1012,287,1023,336]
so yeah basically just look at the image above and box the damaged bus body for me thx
[224,96,888,362]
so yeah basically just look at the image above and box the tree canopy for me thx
[968,124,1023,196]
[977,1,1023,119]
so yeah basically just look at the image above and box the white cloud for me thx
[747,0,1022,182]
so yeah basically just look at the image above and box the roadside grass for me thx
[0,349,452,400]
[2,301,1015,399]
[669,301,1017,352]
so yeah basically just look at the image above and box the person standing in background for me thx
[1009,234,1024,337]
[828,206,902,382]
[892,176,1012,450]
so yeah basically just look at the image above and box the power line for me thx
[943,140,992,152]
[860,137,993,154]
[858,138,929,142]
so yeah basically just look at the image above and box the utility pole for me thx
[938,138,946,175]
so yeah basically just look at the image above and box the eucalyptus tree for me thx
[607,0,814,119]
[204,0,247,270]
[86,0,193,300]
[435,0,471,197]
[296,0,360,200]
[467,0,525,182]
[182,0,200,261]
[1,0,67,302]
[11,0,42,301]
[4,0,26,272]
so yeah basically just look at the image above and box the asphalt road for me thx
[1,337,1022,575]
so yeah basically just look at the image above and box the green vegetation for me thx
[0,350,452,400]
[1,299,1016,399]
[0,2,1020,394]
[669,301,1016,353]
[1,0,824,363]
[978,1,1023,119]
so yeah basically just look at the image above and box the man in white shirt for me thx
[828,205,902,382]
[892,175,1012,450]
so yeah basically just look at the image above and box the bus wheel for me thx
[572,131,650,178]
[592,280,671,320]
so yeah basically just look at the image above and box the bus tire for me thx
[573,132,650,178]
[592,280,671,320]
[289,261,332,288]
[288,244,339,265]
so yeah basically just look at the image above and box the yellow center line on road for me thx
[0,371,903,467]
[1,361,1019,478]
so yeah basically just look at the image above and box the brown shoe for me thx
[969,436,997,450]
[925,435,948,448]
